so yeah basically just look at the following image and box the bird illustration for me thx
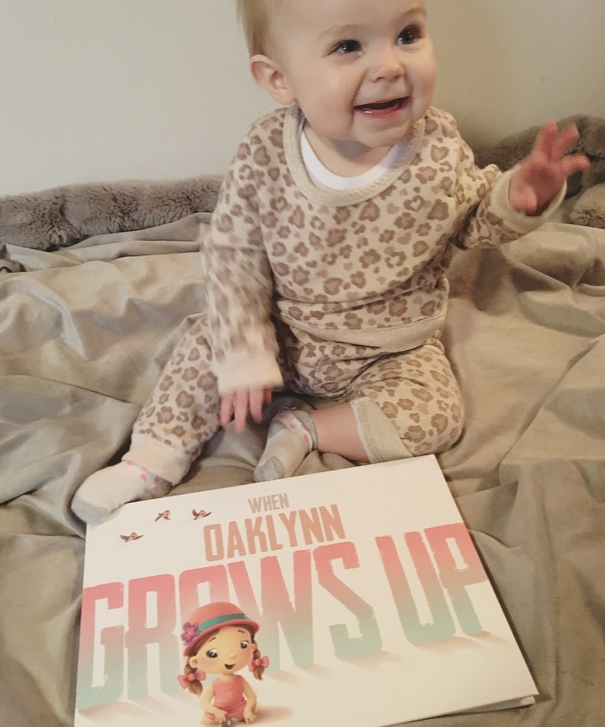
[193,509,212,520]
[120,532,143,542]
[155,510,171,522]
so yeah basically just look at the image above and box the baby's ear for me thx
[250,54,295,105]
[188,655,199,668]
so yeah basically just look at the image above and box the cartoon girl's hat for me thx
[181,601,259,656]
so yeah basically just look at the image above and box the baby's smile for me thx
[354,96,410,118]
[356,97,407,110]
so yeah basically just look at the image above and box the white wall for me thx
[0,0,603,196]
[0,0,274,196]
[428,0,605,146]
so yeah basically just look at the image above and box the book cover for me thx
[75,456,537,726]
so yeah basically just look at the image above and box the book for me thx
[74,456,537,726]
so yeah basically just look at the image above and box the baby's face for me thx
[271,0,437,156]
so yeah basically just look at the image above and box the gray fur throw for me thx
[0,175,222,250]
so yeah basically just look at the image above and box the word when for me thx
[247,492,290,513]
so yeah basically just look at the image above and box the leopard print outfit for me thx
[126,106,561,482]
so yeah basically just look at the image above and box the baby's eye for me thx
[240,641,250,649]
[333,39,361,54]
[205,649,218,658]
[397,24,423,45]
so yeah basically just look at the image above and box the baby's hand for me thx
[220,388,272,432]
[508,121,590,215]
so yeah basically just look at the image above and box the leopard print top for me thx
[204,105,561,393]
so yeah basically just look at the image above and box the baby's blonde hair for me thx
[237,0,282,57]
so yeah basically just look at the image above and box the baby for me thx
[72,0,589,523]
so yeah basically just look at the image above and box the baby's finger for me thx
[551,123,580,161]
[560,152,590,178]
[233,390,249,432]
[220,394,235,428]
[248,389,265,423]
[532,120,558,159]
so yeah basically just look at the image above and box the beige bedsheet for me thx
[0,218,604,726]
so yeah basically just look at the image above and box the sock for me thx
[254,410,318,482]
[71,460,172,525]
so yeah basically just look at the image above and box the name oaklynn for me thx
[203,499,345,561]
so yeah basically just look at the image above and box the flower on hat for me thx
[181,622,200,645]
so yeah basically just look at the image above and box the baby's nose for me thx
[371,46,405,82]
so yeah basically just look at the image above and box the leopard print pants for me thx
[132,315,464,468]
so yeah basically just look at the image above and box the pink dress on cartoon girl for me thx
[205,675,247,721]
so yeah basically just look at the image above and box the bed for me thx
[1,118,604,727]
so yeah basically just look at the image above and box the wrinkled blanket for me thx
[0,216,604,727]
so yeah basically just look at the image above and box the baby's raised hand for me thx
[508,121,590,215]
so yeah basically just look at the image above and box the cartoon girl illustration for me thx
[178,601,269,725]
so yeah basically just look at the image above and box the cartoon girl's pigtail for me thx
[177,661,205,696]
[248,642,269,681]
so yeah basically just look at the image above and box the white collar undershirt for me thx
[300,129,406,191]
